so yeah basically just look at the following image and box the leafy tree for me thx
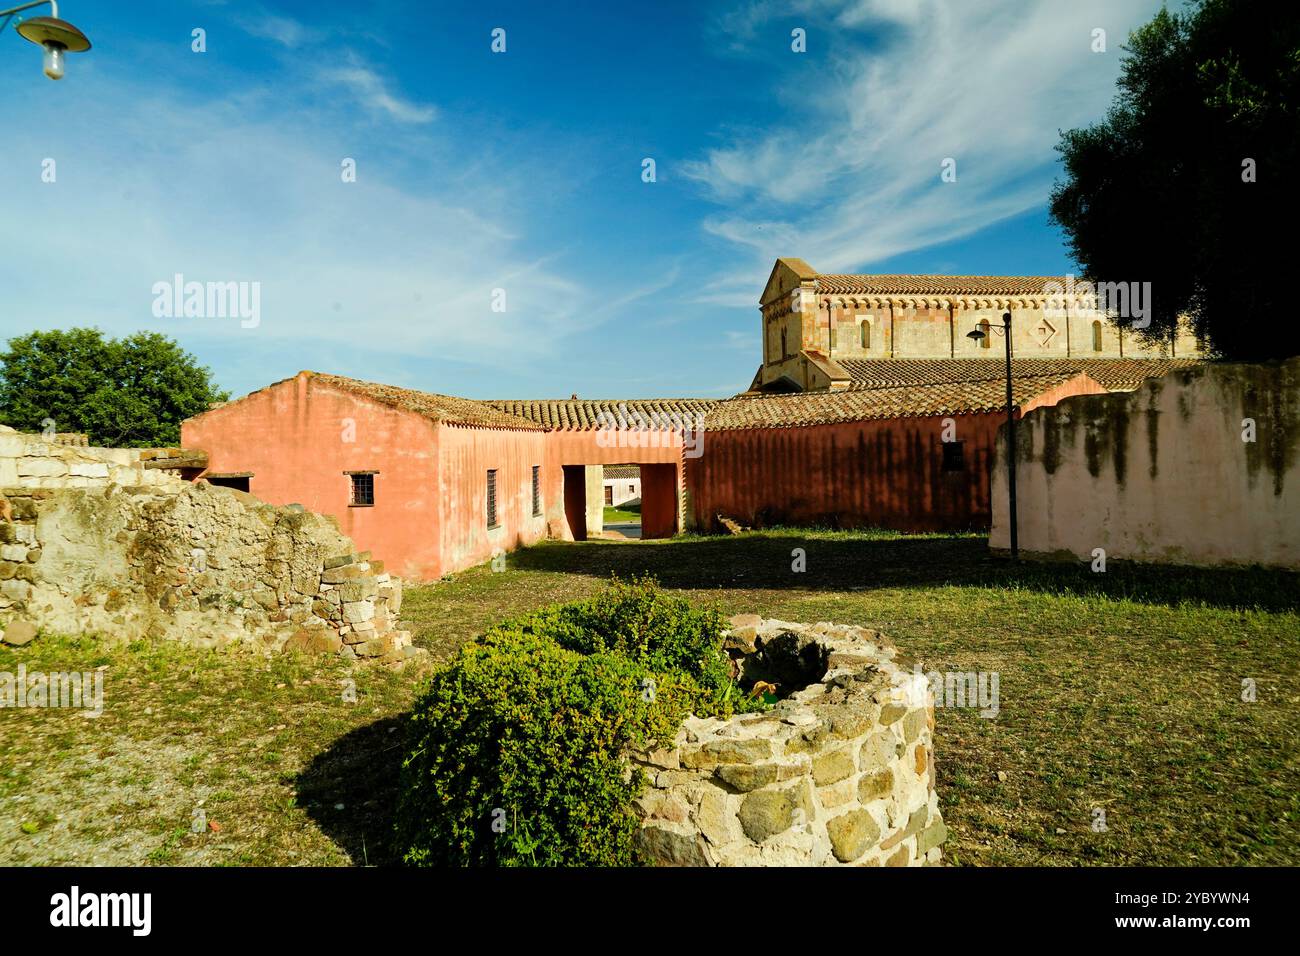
[1050,0,1300,361]
[0,328,229,447]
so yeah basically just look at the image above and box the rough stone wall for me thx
[631,616,946,867]
[993,358,1300,568]
[0,428,416,660]
[0,426,184,491]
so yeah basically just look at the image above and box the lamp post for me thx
[966,311,1018,560]
[1,1,91,80]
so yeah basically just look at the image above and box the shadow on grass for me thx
[296,714,410,867]
[507,532,1300,613]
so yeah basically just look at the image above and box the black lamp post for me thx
[966,311,1018,560]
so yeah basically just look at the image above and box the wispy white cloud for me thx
[231,6,319,48]
[0,70,582,391]
[687,0,1164,279]
[317,58,437,124]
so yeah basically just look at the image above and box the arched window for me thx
[978,319,991,349]
[1091,320,1103,352]
[860,320,871,350]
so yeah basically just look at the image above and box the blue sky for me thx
[0,0,1167,400]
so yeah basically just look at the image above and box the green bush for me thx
[395,578,756,866]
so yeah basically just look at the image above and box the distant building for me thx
[180,260,1208,576]
[752,258,1202,392]
[602,465,641,508]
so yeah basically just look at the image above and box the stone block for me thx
[1,619,38,646]
[341,601,374,624]
[903,708,927,743]
[16,459,67,478]
[337,578,378,602]
[283,628,342,655]
[681,737,775,769]
[737,781,813,843]
[636,825,712,867]
[811,748,855,786]
[826,809,880,863]
[714,761,801,792]
[858,769,894,802]
[917,819,948,855]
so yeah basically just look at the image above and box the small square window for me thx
[347,472,375,506]
[942,441,965,472]
[487,469,499,528]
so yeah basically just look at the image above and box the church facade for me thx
[753,258,1202,392]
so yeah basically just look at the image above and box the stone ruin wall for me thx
[631,616,946,867]
[0,426,417,661]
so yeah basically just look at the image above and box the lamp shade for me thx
[15,16,91,52]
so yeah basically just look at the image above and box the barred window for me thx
[346,471,375,506]
[487,469,499,528]
[531,465,541,516]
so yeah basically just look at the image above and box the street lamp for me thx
[1,1,90,80]
[966,310,1018,561]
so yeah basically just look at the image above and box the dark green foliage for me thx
[395,578,757,866]
[1049,0,1300,361]
[0,328,228,446]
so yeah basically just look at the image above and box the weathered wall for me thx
[992,359,1300,568]
[436,424,552,576]
[0,427,187,491]
[0,427,414,658]
[181,373,443,580]
[686,413,1005,532]
[632,616,945,867]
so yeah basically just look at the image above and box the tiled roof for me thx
[310,373,544,430]
[706,374,1094,431]
[837,358,1200,392]
[485,398,717,431]
[603,465,641,479]
[814,275,1066,297]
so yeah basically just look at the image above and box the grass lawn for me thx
[603,504,641,524]
[2,529,1297,866]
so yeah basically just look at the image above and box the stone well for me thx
[631,615,945,867]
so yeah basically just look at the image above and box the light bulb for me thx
[42,42,65,80]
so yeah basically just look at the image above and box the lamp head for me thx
[15,15,91,80]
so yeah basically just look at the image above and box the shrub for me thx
[395,578,755,866]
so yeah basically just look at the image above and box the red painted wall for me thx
[181,373,444,580]
[183,379,692,580]
[436,424,552,574]
[685,377,1108,533]
[686,413,1009,532]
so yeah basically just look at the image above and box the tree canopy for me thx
[0,328,229,447]
[1050,0,1300,361]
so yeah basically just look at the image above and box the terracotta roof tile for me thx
[815,275,1067,296]
[837,358,1200,392]
[310,373,543,430]
[485,398,716,431]
[707,374,1096,430]
[603,465,641,479]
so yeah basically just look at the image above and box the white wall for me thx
[992,358,1300,569]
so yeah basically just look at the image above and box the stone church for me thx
[752,257,1202,392]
